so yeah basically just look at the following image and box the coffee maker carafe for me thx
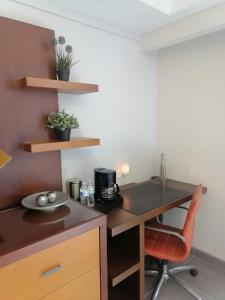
[94,168,120,202]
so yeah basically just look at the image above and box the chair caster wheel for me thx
[190,269,198,276]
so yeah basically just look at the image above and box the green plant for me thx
[52,36,79,71]
[47,109,79,131]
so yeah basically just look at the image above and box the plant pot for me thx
[57,69,70,81]
[55,128,71,141]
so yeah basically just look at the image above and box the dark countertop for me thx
[0,200,106,268]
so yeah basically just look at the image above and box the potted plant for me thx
[47,109,79,141]
[52,36,79,81]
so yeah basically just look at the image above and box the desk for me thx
[107,178,207,300]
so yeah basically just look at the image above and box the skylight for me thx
[140,0,204,15]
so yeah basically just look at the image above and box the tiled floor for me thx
[145,254,225,300]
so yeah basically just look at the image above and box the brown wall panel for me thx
[0,17,62,209]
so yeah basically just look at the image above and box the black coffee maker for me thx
[94,168,122,204]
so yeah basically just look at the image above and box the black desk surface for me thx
[107,178,205,237]
[121,182,191,216]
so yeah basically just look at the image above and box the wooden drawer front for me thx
[0,228,99,300]
[42,267,100,300]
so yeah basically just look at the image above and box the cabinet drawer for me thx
[0,228,99,300]
[42,267,100,300]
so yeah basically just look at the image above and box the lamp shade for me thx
[0,149,12,169]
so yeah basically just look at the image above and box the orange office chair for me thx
[145,185,203,300]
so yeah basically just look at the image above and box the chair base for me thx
[145,261,201,300]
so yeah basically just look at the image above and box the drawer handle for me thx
[42,265,64,278]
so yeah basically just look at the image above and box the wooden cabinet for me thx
[42,267,100,300]
[0,228,100,300]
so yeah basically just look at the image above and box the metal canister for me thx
[68,178,80,201]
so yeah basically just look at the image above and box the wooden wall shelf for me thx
[20,77,99,94]
[24,137,100,153]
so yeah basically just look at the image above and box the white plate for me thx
[21,191,69,212]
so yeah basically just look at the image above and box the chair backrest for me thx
[182,185,203,257]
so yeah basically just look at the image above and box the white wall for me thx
[1,0,224,262]
[158,30,225,261]
[0,1,157,187]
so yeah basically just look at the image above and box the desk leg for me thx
[139,223,145,300]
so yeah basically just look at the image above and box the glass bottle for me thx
[160,153,167,188]
[87,180,95,207]
[80,181,89,205]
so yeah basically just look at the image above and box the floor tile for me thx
[175,256,225,300]
[146,279,212,300]
[145,276,155,297]
[145,254,225,300]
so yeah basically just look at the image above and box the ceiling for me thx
[13,0,225,38]
[140,0,216,15]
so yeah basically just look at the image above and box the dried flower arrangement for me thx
[51,36,79,81]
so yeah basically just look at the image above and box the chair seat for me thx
[145,224,187,262]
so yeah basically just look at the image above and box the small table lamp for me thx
[0,149,12,169]
[120,163,130,177]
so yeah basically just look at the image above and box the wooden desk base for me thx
[107,178,206,300]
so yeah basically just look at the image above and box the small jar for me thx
[68,178,80,201]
